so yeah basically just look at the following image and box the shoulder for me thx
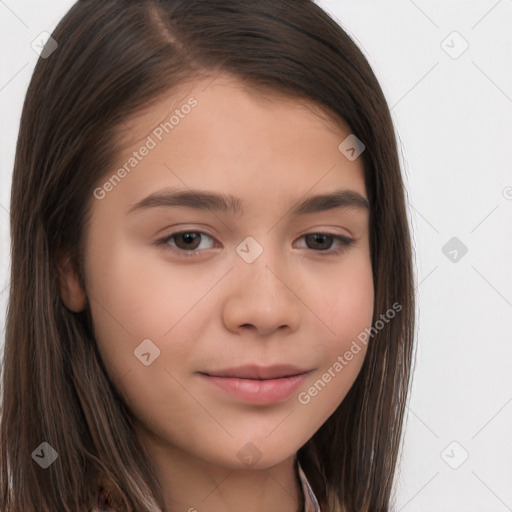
[93,478,122,511]
[91,487,113,511]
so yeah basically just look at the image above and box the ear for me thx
[56,255,88,313]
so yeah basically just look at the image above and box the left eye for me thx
[156,231,354,256]
[297,233,354,254]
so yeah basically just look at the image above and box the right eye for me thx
[156,231,220,256]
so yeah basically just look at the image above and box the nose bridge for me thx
[235,233,290,295]
[222,233,301,335]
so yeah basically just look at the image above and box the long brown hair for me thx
[0,1,415,510]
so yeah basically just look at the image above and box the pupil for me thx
[308,233,330,250]
[180,233,199,249]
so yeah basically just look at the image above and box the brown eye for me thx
[304,233,354,253]
[172,232,202,250]
[155,230,354,258]
[297,233,354,255]
[157,231,217,256]
[305,233,334,250]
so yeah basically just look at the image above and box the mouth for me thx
[199,364,311,380]
[197,364,312,405]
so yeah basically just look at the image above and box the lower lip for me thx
[199,372,310,405]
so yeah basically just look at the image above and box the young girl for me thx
[0,1,415,511]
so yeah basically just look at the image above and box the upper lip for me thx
[200,364,311,380]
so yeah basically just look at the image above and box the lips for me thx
[199,364,310,380]
[197,364,313,405]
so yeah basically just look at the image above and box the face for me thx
[65,74,374,470]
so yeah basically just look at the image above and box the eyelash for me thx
[155,231,354,257]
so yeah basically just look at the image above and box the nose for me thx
[222,244,302,337]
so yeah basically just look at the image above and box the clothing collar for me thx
[297,461,322,512]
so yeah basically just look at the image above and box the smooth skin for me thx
[59,73,374,512]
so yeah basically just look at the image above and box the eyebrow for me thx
[127,187,369,217]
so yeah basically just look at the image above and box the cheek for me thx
[86,235,187,334]
[300,256,373,413]
[84,238,182,380]
[84,236,224,408]
[319,255,374,341]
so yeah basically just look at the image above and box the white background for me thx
[1,1,511,510]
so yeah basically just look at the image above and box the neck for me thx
[134,424,304,512]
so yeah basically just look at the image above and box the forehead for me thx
[101,73,367,212]
[115,72,352,155]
